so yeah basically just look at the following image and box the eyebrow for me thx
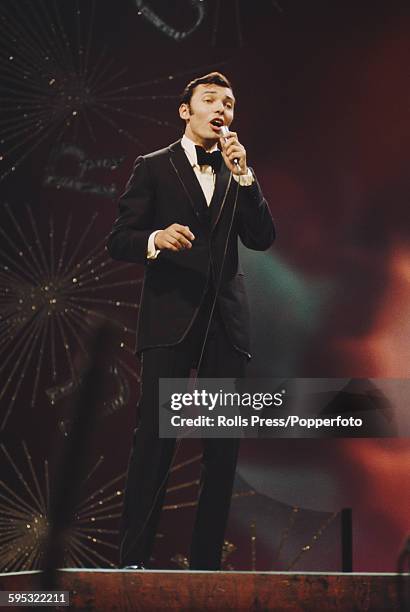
[202,89,236,103]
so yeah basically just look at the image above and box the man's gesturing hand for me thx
[154,223,195,252]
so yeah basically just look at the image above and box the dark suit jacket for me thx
[107,139,275,357]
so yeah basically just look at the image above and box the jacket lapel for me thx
[168,140,209,226]
[210,160,232,231]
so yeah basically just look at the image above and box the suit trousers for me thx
[119,291,247,570]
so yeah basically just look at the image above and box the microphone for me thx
[219,125,240,168]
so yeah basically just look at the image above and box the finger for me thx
[164,241,179,252]
[166,235,185,250]
[221,151,235,167]
[180,226,195,240]
[226,149,243,162]
[169,229,192,247]
[172,224,195,240]
[173,234,192,249]
[225,151,244,165]
[160,237,179,251]
[223,143,239,157]
[225,143,243,157]
[219,134,236,150]
[178,236,193,248]
[220,138,236,152]
[220,131,237,140]
[228,152,245,164]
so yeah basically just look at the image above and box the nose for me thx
[214,100,224,113]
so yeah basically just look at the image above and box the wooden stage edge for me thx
[0,569,408,611]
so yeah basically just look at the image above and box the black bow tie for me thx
[195,146,222,173]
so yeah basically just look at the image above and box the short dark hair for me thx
[179,72,233,105]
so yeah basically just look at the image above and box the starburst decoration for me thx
[45,359,136,438]
[0,0,228,182]
[171,539,237,570]
[46,360,133,415]
[0,443,125,571]
[284,508,339,571]
[0,203,140,430]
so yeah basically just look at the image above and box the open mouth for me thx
[210,118,224,130]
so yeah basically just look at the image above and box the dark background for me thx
[0,0,409,573]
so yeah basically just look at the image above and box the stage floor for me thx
[0,569,408,611]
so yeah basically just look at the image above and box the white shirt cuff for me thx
[233,167,254,186]
[147,230,161,259]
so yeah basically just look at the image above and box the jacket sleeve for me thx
[236,169,276,251]
[106,156,154,264]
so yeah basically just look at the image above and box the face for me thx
[179,83,235,149]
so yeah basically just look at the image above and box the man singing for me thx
[107,72,275,570]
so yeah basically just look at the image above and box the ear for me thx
[179,103,190,122]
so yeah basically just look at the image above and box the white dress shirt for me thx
[147,134,254,258]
